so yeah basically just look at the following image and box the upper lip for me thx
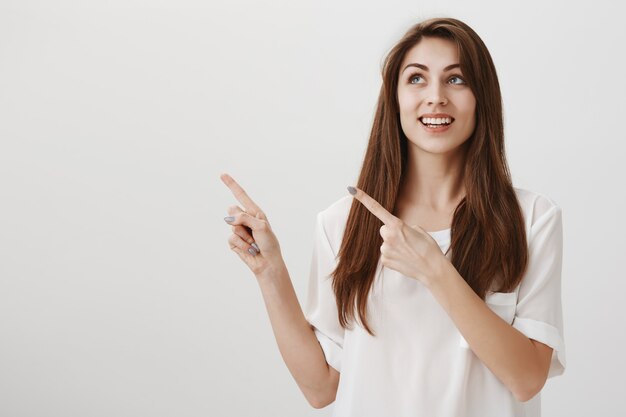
[419,113,454,120]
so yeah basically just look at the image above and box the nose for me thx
[427,84,448,105]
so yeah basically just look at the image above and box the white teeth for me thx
[421,117,452,125]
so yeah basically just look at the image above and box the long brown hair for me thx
[331,17,528,337]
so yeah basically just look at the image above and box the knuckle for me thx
[381,226,395,241]
[234,229,253,243]
[234,225,248,235]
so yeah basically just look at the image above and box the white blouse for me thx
[303,187,566,417]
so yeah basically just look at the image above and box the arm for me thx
[343,185,563,402]
[426,262,552,402]
[256,262,339,409]
[219,173,340,408]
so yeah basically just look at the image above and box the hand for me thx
[348,186,449,286]
[220,173,284,277]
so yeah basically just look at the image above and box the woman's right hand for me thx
[220,173,284,277]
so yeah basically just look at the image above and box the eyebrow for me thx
[402,63,461,73]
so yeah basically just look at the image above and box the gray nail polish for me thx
[224,216,235,222]
[248,248,257,256]
[251,242,260,252]
[347,186,356,195]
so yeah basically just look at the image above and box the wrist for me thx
[255,259,287,283]
[424,254,453,290]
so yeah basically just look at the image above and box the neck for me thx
[399,144,468,211]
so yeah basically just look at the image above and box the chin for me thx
[411,144,459,156]
[408,136,467,155]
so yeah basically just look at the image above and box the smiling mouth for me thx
[418,117,455,127]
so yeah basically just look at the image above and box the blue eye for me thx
[449,76,466,85]
[409,74,424,84]
[408,73,466,85]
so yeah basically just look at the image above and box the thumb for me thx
[224,211,262,230]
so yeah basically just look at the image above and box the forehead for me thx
[400,37,459,70]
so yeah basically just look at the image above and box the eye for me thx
[408,73,424,84]
[449,75,466,85]
[408,73,466,85]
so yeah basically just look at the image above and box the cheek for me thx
[451,96,475,126]
[459,95,477,118]
[397,87,419,110]
[397,93,409,112]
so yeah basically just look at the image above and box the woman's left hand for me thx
[348,186,450,287]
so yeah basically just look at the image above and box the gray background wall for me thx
[1,0,624,415]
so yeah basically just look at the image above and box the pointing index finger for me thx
[220,173,262,216]
[348,186,398,225]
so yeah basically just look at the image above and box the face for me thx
[397,37,476,156]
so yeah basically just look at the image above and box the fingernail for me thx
[224,216,235,222]
[347,186,356,195]
[248,248,257,256]
[251,242,260,252]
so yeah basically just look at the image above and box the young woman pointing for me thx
[220,17,565,417]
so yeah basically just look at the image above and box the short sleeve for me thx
[512,204,566,379]
[302,211,345,373]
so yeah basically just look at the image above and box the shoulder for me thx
[316,195,353,254]
[513,186,562,233]
[319,194,353,225]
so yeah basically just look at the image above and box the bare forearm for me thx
[426,262,543,402]
[256,263,332,407]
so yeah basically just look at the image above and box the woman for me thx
[221,17,565,417]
